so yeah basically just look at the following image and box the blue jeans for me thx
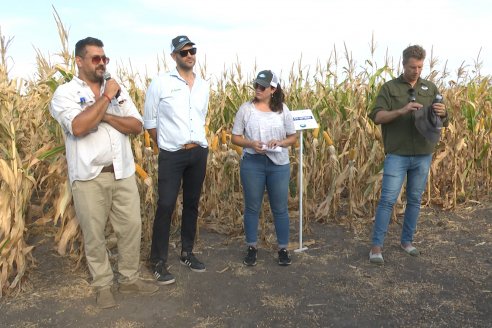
[240,153,290,248]
[371,154,433,247]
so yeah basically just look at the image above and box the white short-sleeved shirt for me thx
[50,76,143,185]
[232,101,296,165]
[143,68,209,151]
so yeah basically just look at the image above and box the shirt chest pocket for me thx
[74,95,89,110]
[161,88,189,112]
[106,102,122,116]
[388,89,409,109]
[417,89,434,105]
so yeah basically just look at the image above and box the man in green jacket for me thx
[368,45,448,265]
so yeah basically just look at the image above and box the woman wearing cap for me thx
[231,70,297,266]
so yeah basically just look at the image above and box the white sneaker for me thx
[369,250,384,265]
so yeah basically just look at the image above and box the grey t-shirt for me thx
[232,101,296,165]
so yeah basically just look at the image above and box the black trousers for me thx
[150,146,208,264]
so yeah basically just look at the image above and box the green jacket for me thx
[368,75,448,155]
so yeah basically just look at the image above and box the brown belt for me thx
[101,164,114,173]
[182,143,199,150]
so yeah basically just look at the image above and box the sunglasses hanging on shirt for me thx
[408,88,416,102]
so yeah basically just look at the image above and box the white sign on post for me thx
[292,109,319,130]
[291,109,318,253]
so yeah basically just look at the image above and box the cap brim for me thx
[254,79,270,88]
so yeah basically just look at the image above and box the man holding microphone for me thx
[50,37,158,308]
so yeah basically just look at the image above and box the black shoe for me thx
[153,261,176,285]
[180,252,206,272]
[243,246,258,266]
[278,248,292,266]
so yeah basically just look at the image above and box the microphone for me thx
[103,72,121,99]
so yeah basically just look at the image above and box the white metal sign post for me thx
[291,109,318,253]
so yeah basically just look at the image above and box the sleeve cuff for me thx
[143,119,157,129]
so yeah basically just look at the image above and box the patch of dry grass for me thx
[261,294,296,309]
[52,278,92,300]
[7,321,38,328]
[232,264,256,277]
[107,319,145,328]
[194,316,225,328]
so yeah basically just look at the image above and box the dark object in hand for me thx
[408,88,416,102]
[432,94,443,104]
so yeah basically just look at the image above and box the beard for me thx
[85,65,105,83]
[177,58,195,71]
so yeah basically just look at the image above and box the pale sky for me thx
[1,0,491,85]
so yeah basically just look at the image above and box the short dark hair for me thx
[402,45,426,65]
[75,37,104,57]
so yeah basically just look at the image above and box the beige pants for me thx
[72,173,141,288]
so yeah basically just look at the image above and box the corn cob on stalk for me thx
[135,163,153,187]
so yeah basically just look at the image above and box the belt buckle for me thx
[183,143,198,150]
[101,164,114,173]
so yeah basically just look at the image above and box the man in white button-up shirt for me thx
[50,37,158,309]
[144,35,209,284]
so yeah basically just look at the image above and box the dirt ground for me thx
[1,200,491,328]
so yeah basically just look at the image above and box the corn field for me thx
[1,16,491,298]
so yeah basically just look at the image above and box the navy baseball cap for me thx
[171,35,195,52]
[254,70,279,88]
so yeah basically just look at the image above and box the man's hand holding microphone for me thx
[103,72,121,101]
[101,72,122,125]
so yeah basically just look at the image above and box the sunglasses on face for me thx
[253,83,267,91]
[178,48,197,57]
[89,55,110,65]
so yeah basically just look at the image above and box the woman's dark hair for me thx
[270,84,285,113]
[253,83,285,113]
